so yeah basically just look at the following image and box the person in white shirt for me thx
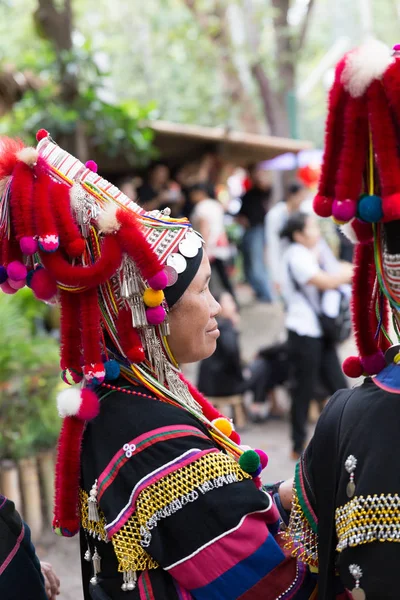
[266,181,310,295]
[189,184,236,300]
[280,212,352,459]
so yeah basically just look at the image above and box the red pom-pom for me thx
[313,194,333,218]
[127,346,146,363]
[7,260,27,281]
[36,129,49,142]
[342,356,364,378]
[76,388,100,421]
[382,193,400,222]
[30,268,58,300]
[66,238,85,258]
[230,430,241,445]
[85,160,98,173]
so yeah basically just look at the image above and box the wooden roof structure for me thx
[150,120,313,168]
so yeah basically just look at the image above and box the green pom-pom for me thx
[238,449,261,474]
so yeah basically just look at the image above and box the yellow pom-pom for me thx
[143,288,164,308]
[332,216,346,226]
[394,353,400,364]
[212,417,233,437]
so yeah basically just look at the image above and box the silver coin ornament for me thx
[179,236,199,258]
[352,588,366,600]
[166,253,187,274]
[186,230,203,248]
[164,265,178,287]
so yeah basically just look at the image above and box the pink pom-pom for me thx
[20,236,39,255]
[146,305,166,325]
[0,281,17,294]
[7,260,27,282]
[351,219,373,244]
[66,238,85,258]
[36,129,49,142]
[230,430,241,445]
[83,363,105,384]
[30,268,58,300]
[85,160,98,173]
[255,449,269,469]
[361,351,386,375]
[313,194,333,218]
[8,278,26,290]
[342,356,364,378]
[147,270,168,291]
[332,199,357,223]
[76,388,100,421]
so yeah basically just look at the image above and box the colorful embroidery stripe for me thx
[0,523,25,577]
[295,461,318,533]
[190,533,284,600]
[138,571,155,600]
[106,448,217,537]
[167,510,271,589]
[98,425,210,499]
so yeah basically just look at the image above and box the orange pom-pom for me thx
[212,417,233,437]
[143,288,164,308]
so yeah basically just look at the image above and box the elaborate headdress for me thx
[314,40,400,378]
[0,130,267,537]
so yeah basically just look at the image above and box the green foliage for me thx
[0,291,61,460]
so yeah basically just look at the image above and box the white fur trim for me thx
[97,203,121,234]
[16,147,38,166]
[341,39,393,97]
[340,220,358,244]
[57,388,82,417]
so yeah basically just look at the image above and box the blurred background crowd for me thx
[0,0,397,595]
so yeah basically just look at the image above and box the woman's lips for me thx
[206,325,220,338]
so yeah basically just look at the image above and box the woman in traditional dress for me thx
[281,40,400,599]
[0,132,316,599]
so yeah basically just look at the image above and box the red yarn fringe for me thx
[0,137,24,180]
[335,95,369,202]
[34,160,58,243]
[50,179,85,257]
[80,288,103,367]
[59,289,82,372]
[40,234,122,288]
[10,160,35,240]
[53,416,84,536]
[352,243,379,359]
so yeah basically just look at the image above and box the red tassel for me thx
[34,160,59,252]
[50,179,85,258]
[59,289,83,378]
[332,95,369,222]
[80,288,105,383]
[40,234,122,288]
[10,160,35,241]
[352,243,381,360]
[314,58,348,217]
[0,137,24,179]
[368,80,400,221]
[116,307,145,363]
[116,208,163,280]
[53,416,85,537]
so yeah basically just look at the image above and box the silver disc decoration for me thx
[166,253,187,274]
[179,236,199,258]
[164,265,178,287]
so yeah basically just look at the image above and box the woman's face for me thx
[294,215,321,249]
[167,254,221,364]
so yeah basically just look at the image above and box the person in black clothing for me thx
[0,495,60,600]
[198,293,289,417]
[237,165,273,302]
